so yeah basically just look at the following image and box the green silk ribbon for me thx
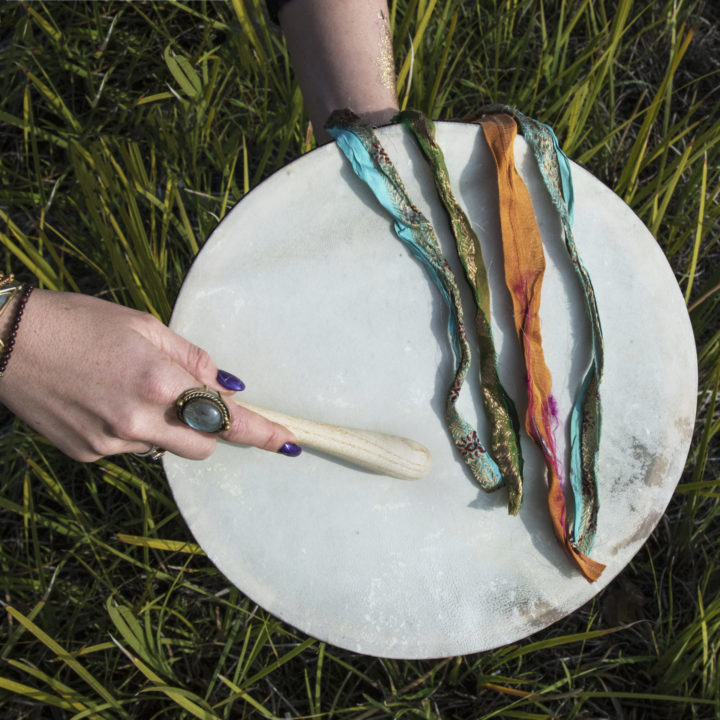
[397,109,524,515]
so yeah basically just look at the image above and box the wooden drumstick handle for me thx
[234,400,432,480]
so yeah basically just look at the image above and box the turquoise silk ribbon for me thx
[326,109,505,492]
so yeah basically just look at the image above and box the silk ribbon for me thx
[397,109,524,515]
[326,109,505,492]
[472,106,604,567]
[475,113,604,582]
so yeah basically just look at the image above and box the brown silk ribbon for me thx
[479,114,605,582]
[473,106,603,562]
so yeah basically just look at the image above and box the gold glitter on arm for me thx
[376,10,397,94]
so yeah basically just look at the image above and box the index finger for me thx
[220,396,300,455]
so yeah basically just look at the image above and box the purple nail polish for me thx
[278,442,302,457]
[217,369,245,392]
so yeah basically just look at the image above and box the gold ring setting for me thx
[133,445,166,461]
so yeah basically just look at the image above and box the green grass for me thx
[1,0,719,717]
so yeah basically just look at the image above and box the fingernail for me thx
[278,442,302,457]
[217,369,245,392]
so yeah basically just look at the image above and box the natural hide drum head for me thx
[165,122,696,659]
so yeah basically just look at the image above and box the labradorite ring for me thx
[176,386,232,434]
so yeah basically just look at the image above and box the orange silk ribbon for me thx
[479,114,605,583]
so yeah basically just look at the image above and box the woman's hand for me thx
[0,290,296,462]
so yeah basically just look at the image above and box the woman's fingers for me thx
[140,316,232,392]
[139,314,298,455]
[219,402,297,453]
[140,379,297,460]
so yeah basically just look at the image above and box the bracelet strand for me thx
[0,282,34,377]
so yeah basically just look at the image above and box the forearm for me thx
[278,0,399,144]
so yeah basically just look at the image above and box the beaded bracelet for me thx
[0,282,34,377]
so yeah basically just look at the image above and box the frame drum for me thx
[165,123,696,658]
